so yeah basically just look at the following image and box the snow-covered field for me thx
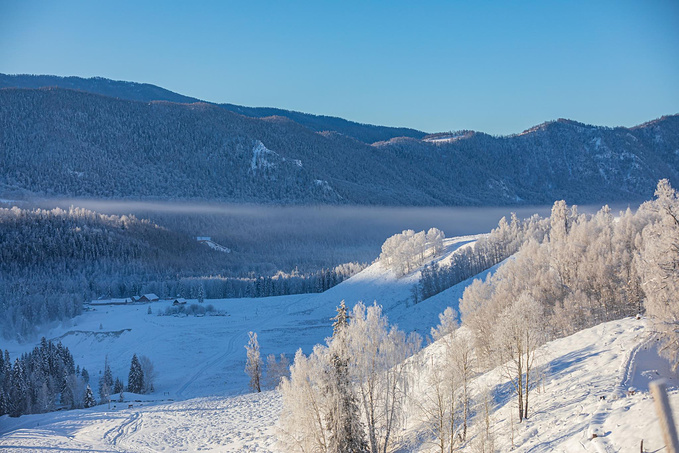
[1,235,678,452]
[2,235,482,399]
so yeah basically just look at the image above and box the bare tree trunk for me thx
[517,350,524,422]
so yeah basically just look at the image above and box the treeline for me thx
[452,180,676,431]
[461,199,647,361]
[415,214,549,302]
[0,338,94,417]
[0,339,156,418]
[0,206,203,340]
[139,263,367,300]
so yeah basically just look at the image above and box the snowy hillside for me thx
[406,317,679,452]
[3,317,677,452]
[2,232,679,452]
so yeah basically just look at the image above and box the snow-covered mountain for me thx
[0,80,677,206]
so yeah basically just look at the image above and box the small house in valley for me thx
[89,297,132,306]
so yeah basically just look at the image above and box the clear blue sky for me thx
[1,0,677,135]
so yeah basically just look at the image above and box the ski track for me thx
[586,327,651,453]
[104,411,146,451]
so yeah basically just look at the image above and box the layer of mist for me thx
[21,198,638,273]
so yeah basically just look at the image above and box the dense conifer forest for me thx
[1,87,677,206]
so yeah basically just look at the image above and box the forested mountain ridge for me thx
[0,86,677,206]
[373,114,679,205]
[0,73,426,144]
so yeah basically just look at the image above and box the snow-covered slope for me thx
[406,317,679,452]
[3,234,678,452]
[3,317,678,452]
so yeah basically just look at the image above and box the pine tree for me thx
[331,300,349,336]
[84,385,96,408]
[326,301,368,453]
[9,359,28,417]
[245,332,262,392]
[127,354,144,394]
[113,377,124,394]
[99,356,114,403]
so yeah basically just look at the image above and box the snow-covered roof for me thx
[89,298,131,305]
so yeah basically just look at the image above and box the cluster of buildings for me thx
[89,294,188,306]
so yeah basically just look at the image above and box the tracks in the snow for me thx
[584,328,651,453]
[104,411,144,451]
[175,330,242,399]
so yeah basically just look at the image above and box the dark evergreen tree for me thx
[99,356,114,403]
[113,377,124,394]
[9,359,28,417]
[326,301,368,453]
[60,370,74,409]
[127,354,144,394]
[331,300,349,336]
[84,385,96,408]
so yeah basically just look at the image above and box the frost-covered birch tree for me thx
[640,179,679,370]
[347,302,421,453]
[425,307,475,449]
[278,347,330,452]
[245,331,263,393]
[380,228,446,277]
[278,301,421,453]
[493,294,544,422]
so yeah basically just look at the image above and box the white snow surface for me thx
[250,140,277,171]
[2,235,678,452]
[201,239,231,253]
[423,132,469,143]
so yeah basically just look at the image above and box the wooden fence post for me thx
[650,379,679,453]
